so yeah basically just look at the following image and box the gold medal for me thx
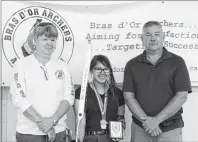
[100,120,108,129]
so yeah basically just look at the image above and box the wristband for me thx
[116,115,125,121]
[140,116,148,121]
[116,115,126,130]
[36,118,43,124]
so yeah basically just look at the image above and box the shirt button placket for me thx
[149,66,155,88]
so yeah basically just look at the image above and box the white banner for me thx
[2,1,198,86]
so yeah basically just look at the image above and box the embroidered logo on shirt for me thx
[20,90,26,98]
[14,72,26,97]
[14,73,18,82]
[55,70,65,79]
[70,76,75,96]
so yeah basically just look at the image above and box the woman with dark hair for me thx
[74,55,125,142]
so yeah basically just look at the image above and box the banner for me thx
[2,1,198,86]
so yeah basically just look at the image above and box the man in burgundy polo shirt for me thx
[122,21,192,142]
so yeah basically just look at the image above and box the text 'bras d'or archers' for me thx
[4,7,73,42]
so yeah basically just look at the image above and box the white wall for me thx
[182,87,198,141]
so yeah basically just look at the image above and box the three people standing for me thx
[10,20,192,142]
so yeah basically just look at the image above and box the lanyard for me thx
[91,82,108,120]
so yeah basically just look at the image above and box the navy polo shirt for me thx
[75,84,125,131]
[122,47,192,132]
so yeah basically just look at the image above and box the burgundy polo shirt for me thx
[122,47,192,132]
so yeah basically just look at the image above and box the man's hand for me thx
[142,116,160,133]
[47,128,56,142]
[37,117,54,133]
[150,127,162,136]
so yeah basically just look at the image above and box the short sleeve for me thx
[75,87,81,100]
[174,57,192,94]
[122,61,135,93]
[116,88,125,106]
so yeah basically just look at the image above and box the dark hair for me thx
[90,55,119,106]
[33,22,58,39]
[143,21,162,29]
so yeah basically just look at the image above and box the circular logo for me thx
[55,70,65,79]
[112,122,121,132]
[2,6,74,67]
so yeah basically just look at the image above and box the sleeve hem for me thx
[119,102,125,106]
[63,95,74,106]
[122,90,135,94]
[175,88,192,94]
[20,103,32,113]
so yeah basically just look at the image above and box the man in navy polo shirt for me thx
[123,21,192,142]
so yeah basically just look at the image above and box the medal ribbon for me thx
[91,82,108,120]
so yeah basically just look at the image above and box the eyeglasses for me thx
[94,68,110,74]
